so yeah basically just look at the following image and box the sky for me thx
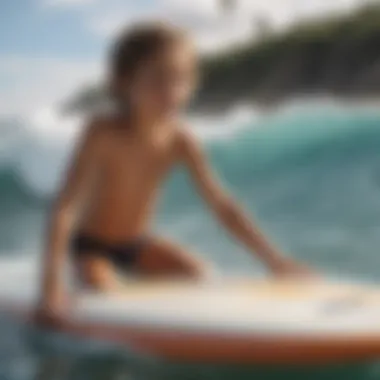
[0,0,370,116]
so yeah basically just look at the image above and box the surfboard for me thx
[1,260,380,365]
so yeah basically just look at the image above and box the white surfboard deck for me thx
[1,258,380,364]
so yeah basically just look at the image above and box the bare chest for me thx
[101,137,176,194]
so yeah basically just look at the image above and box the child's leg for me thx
[136,237,213,280]
[74,238,214,291]
[75,256,120,291]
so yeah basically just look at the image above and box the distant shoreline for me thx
[193,3,380,114]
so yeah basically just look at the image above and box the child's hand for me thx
[34,295,68,330]
[269,257,315,278]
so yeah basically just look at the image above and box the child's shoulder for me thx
[174,121,196,141]
[173,123,202,157]
[83,111,121,138]
[77,112,120,155]
[87,110,119,129]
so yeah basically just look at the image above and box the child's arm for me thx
[179,131,309,275]
[38,119,104,320]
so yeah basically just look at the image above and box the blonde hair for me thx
[109,22,191,100]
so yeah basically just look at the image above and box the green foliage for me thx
[196,3,380,109]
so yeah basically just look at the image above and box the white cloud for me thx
[86,0,368,52]
[0,56,101,115]
[86,1,161,38]
[86,0,254,51]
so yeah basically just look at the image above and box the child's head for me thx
[109,22,197,118]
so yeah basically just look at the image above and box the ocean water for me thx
[1,99,380,379]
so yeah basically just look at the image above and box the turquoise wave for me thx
[2,103,380,278]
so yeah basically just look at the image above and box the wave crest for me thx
[1,100,380,209]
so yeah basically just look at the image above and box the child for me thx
[38,22,309,323]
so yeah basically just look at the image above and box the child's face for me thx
[126,43,197,117]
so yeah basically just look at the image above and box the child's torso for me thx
[79,122,180,240]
